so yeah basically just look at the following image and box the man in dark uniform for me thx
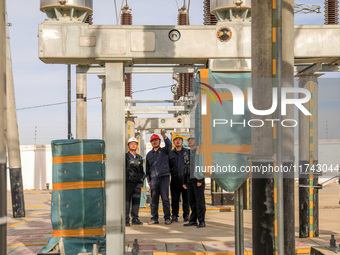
[126,137,145,226]
[183,135,206,228]
[146,130,172,225]
[169,134,190,222]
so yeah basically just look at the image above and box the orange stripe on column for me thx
[200,69,209,78]
[53,228,105,237]
[53,154,106,164]
[53,181,106,191]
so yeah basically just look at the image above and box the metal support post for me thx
[281,1,296,252]
[251,0,275,253]
[105,63,125,254]
[298,76,319,238]
[76,67,87,139]
[6,18,25,217]
[126,117,136,141]
[235,187,244,255]
[99,75,106,140]
[126,117,136,150]
[0,0,7,252]
[67,65,72,139]
[275,0,285,253]
[139,130,147,158]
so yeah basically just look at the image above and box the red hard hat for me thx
[150,134,160,142]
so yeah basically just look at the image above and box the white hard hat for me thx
[127,137,138,145]
[188,134,195,140]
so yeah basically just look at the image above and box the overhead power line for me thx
[294,2,321,14]
[16,84,176,111]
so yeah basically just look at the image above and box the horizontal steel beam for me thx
[295,64,340,73]
[126,99,194,104]
[79,63,340,75]
[76,65,203,74]
[39,24,340,65]
[126,106,191,114]
[135,117,194,130]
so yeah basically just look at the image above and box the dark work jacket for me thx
[146,138,172,182]
[126,152,144,183]
[183,148,204,185]
[169,147,189,182]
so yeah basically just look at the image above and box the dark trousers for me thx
[187,180,206,224]
[126,182,143,224]
[150,175,171,221]
[170,178,189,218]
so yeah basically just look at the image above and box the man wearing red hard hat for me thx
[146,130,172,225]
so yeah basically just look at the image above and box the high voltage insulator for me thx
[121,5,133,97]
[178,6,189,25]
[325,0,339,24]
[203,0,217,25]
[121,5,132,25]
[85,14,93,25]
[176,6,194,100]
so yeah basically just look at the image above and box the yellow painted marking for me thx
[7,213,47,228]
[296,248,312,254]
[273,59,277,75]
[26,206,43,209]
[139,207,234,212]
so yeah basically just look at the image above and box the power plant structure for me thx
[1,0,340,254]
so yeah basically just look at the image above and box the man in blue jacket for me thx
[169,134,190,222]
[146,130,172,225]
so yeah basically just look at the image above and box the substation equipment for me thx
[37,0,340,254]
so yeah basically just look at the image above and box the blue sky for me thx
[6,0,340,144]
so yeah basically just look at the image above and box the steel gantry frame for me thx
[37,3,340,254]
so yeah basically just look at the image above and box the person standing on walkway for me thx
[125,137,145,226]
[183,135,206,228]
[146,130,172,225]
[169,134,190,222]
